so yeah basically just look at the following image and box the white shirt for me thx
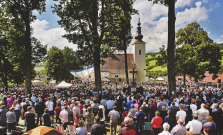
[99,105,105,121]
[45,101,54,111]
[73,106,80,116]
[190,104,197,114]
[176,110,186,123]
[60,110,68,123]
[186,119,202,134]
[158,131,173,135]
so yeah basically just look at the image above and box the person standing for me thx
[91,116,107,135]
[35,98,45,125]
[41,108,52,127]
[6,107,16,132]
[118,117,136,135]
[108,106,120,135]
[25,106,36,131]
[0,105,7,127]
[151,111,163,135]
[197,103,209,125]
[135,107,146,135]
[60,106,69,130]
[12,100,22,125]
[185,114,202,135]
[45,98,54,117]
[76,120,87,135]
[171,119,187,135]
[176,104,186,124]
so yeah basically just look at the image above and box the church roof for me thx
[101,54,135,74]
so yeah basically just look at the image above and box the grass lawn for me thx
[150,66,167,72]
[34,67,45,72]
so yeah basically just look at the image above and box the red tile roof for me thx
[101,54,135,74]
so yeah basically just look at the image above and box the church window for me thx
[139,50,141,55]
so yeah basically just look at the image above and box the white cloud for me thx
[176,2,208,25]
[216,35,223,43]
[31,19,77,50]
[129,0,208,52]
[175,0,193,8]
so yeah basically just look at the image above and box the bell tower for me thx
[132,18,146,82]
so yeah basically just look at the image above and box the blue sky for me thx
[31,0,223,52]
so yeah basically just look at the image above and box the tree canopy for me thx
[53,0,136,91]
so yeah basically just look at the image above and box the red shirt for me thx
[151,117,163,129]
[55,107,62,117]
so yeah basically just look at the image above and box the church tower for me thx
[132,18,146,82]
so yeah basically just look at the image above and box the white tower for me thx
[132,18,146,82]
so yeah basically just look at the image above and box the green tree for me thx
[113,0,136,84]
[148,0,177,96]
[4,0,46,94]
[175,22,222,82]
[53,0,133,91]
[62,46,82,82]
[45,47,65,82]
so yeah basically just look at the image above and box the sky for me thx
[31,0,223,53]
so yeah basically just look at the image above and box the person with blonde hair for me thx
[85,107,94,131]
[13,100,22,125]
[176,104,186,124]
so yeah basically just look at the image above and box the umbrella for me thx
[24,126,65,135]
[54,81,72,88]
[208,86,214,89]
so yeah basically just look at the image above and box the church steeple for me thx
[135,18,143,42]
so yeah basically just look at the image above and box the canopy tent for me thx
[24,126,65,135]
[156,77,164,81]
[32,80,42,83]
[54,81,72,88]
[70,66,110,81]
[50,80,56,84]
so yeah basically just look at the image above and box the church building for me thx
[101,18,147,82]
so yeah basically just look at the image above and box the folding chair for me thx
[67,125,76,135]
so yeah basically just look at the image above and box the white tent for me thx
[156,77,164,81]
[70,66,110,81]
[32,80,41,83]
[49,80,56,84]
[54,81,72,88]
[149,78,155,80]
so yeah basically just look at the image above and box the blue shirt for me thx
[106,100,114,109]
[126,101,133,110]
[135,111,145,123]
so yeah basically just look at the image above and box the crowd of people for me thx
[0,82,222,135]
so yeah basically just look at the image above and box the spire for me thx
[135,17,143,42]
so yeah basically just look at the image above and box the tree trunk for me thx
[183,73,186,88]
[2,58,8,91]
[167,1,176,97]
[24,16,32,95]
[124,48,129,84]
[94,46,102,92]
